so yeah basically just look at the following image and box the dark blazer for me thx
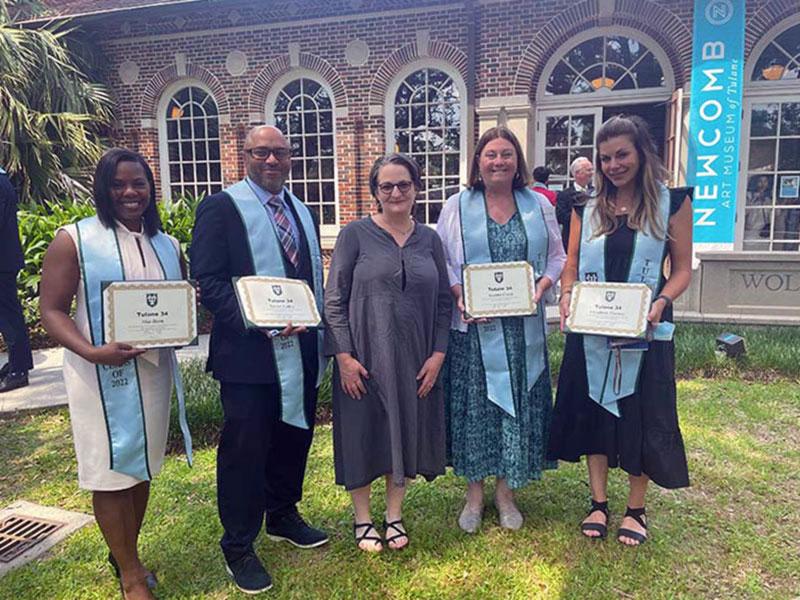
[190,187,320,384]
[0,170,24,273]
[555,184,587,252]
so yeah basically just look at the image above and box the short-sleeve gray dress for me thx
[324,217,452,490]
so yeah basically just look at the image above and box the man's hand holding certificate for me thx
[462,260,538,319]
[565,282,652,339]
[234,275,321,329]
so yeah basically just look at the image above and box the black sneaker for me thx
[266,511,329,548]
[225,552,272,595]
[0,371,28,393]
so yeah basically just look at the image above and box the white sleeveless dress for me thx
[60,222,180,491]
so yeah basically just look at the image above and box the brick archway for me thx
[248,53,347,118]
[512,0,690,99]
[368,40,468,107]
[745,0,800,59]
[140,63,230,123]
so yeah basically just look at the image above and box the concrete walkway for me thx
[0,306,565,415]
[0,335,209,415]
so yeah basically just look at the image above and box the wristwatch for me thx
[655,294,673,308]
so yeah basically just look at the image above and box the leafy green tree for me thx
[0,0,113,202]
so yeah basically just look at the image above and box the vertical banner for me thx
[686,0,745,246]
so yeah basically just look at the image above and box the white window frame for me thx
[536,27,675,111]
[534,106,603,188]
[384,59,469,225]
[157,79,223,202]
[265,69,340,241]
[739,17,800,252]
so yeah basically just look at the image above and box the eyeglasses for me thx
[246,147,291,160]
[377,181,413,194]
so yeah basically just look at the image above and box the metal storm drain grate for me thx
[0,515,66,563]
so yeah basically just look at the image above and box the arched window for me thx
[391,66,464,224]
[271,77,337,226]
[752,22,800,82]
[160,85,222,199]
[741,21,800,251]
[535,30,673,188]
[546,34,666,96]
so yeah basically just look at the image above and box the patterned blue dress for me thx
[444,211,557,489]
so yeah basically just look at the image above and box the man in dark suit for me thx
[555,156,594,251]
[190,126,327,595]
[0,167,32,393]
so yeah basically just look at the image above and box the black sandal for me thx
[353,522,382,551]
[580,499,609,540]
[108,553,158,589]
[617,506,648,545]
[382,517,409,550]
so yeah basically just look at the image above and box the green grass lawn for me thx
[1,375,799,599]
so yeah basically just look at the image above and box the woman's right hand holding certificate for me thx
[90,342,146,367]
[452,284,491,325]
[559,288,572,332]
[336,352,369,399]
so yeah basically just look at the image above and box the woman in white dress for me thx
[40,149,188,600]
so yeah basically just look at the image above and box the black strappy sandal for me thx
[580,499,609,540]
[617,506,648,545]
[353,522,382,551]
[382,517,409,550]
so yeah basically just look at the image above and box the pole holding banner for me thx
[686,0,746,248]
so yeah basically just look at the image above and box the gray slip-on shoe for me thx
[458,503,484,534]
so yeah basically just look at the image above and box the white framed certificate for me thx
[462,261,537,319]
[102,280,198,348]
[233,276,321,329]
[565,281,652,338]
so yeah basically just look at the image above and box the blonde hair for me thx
[592,115,668,240]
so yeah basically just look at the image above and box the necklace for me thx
[376,215,414,237]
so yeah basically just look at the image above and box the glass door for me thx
[740,98,800,251]
[534,108,601,190]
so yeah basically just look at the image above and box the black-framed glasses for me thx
[246,147,291,160]
[377,181,413,194]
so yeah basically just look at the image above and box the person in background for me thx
[531,166,557,207]
[437,126,565,533]
[0,167,33,393]
[548,115,692,547]
[324,153,451,552]
[555,156,595,251]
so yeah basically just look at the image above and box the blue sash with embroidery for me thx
[579,185,671,417]
[459,188,549,417]
[76,216,193,480]
[225,180,326,429]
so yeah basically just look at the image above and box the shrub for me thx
[168,359,334,452]
[10,193,202,343]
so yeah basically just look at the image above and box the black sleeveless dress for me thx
[546,189,690,489]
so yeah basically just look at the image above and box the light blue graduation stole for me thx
[75,216,193,480]
[579,185,671,417]
[459,188,549,417]
[225,180,326,429]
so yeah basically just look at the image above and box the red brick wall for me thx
[82,0,784,231]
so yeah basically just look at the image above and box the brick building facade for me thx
[36,0,800,257]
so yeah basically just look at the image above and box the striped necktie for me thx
[268,194,299,268]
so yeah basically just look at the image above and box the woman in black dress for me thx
[548,115,693,546]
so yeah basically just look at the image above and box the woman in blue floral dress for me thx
[437,127,566,532]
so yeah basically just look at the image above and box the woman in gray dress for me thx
[324,153,452,552]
